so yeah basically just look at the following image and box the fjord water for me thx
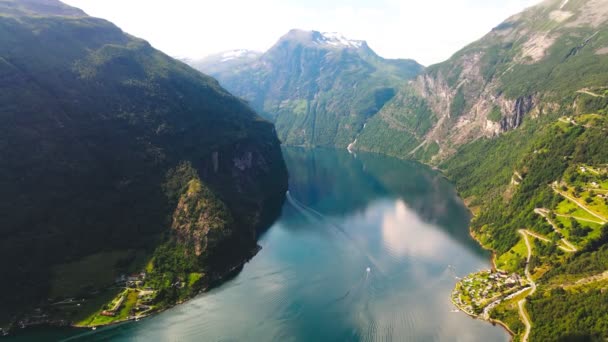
[20,148,507,341]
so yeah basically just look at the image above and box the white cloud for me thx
[62,0,542,65]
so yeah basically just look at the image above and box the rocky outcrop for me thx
[169,139,288,267]
[172,177,232,257]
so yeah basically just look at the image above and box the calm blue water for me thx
[12,148,508,341]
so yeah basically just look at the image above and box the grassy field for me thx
[496,238,528,272]
[554,216,603,241]
[45,289,120,325]
[50,250,147,299]
[188,273,204,287]
[577,114,608,128]
[575,191,608,218]
[555,199,600,222]
[77,289,139,327]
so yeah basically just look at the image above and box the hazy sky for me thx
[62,0,542,65]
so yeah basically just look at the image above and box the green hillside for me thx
[0,0,287,329]
[421,1,608,339]
[444,89,608,341]
[354,0,608,163]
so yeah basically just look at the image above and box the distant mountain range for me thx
[196,1,608,164]
[192,29,423,147]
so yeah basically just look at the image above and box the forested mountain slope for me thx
[0,0,287,329]
[406,0,608,340]
[354,0,608,163]
[194,30,423,147]
[444,86,608,341]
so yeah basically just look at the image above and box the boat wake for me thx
[286,191,386,275]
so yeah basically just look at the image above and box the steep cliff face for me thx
[402,71,538,158]
[354,0,608,163]
[193,30,423,148]
[165,138,287,276]
[171,176,233,258]
[0,0,287,325]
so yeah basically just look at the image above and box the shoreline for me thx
[5,245,262,337]
[360,154,517,340]
[7,157,515,339]
[450,295,515,337]
[461,202,516,341]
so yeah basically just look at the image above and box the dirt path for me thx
[550,271,608,291]
[586,188,608,193]
[522,229,550,243]
[555,213,605,225]
[571,271,608,287]
[577,89,605,98]
[518,299,532,342]
[559,238,578,253]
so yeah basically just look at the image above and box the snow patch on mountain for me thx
[316,32,364,49]
[221,49,255,62]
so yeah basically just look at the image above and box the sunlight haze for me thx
[62,0,542,65]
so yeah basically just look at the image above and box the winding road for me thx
[517,230,536,342]
[512,180,608,340]
[576,89,604,98]
[552,186,608,224]
[555,213,604,225]
[534,209,578,252]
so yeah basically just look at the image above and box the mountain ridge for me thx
[191,29,423,147]
[353,0,608,162]
[0,0,86,17]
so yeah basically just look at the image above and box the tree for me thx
[570,218,581,230]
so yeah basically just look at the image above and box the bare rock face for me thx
[397,63,535,160]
